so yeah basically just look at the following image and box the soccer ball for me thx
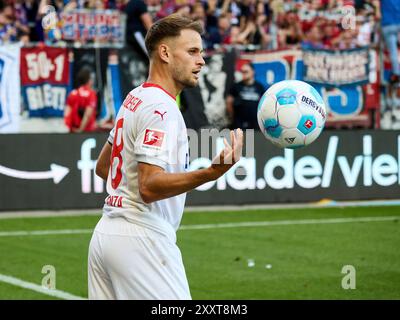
[257,80,326,149]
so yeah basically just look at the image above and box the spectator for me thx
[355,14,373,47]
[124,0,153,58]
[380,0,400,83]
[277,10,303,48]
[64,67,98,133]
[114,0,129,11]
[204,0,218,32]
[226,62,265,130]
[156,0,192,19]
[322,20,341,48]
[13,0,31,43]
[301,23,325,49]
[235,16,257,45]
[0,4,18,44]
[337,28,358,49]
[206,12,237,49]
[191,1,206,29]
[146,0,162,20]
[21,0,40,41]
[87,0,106,9]
[219,0,242,27]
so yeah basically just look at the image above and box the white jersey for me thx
[103,83,189,240]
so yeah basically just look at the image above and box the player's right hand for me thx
[209,129,243,179]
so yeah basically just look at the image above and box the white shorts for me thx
[88,215,191,300]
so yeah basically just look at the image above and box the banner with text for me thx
[0,130,399,211]
[243,48,379,127]
[302,47,370,86]
[20,46,69,117]
[60,9,125,46]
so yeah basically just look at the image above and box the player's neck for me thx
[147,65,181,98]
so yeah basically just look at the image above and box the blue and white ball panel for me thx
[298,93,326,128]
[280,129,305,149]
[263,118,282,139]
[257,93,277,119]
[275,88,297,106]
[297,114,316,135]
[277,106,302,128]
[258,80,326,149]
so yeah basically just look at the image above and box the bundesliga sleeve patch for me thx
[142,129,166,149]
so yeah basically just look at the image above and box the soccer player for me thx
[64,67,98,133]
[88,14,243,300]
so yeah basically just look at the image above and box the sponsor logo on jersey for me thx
[154,110,167,120]
[143,129,165,148]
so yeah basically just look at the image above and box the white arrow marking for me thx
[0,163,69,184]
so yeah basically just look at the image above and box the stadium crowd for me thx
[0,0,381,50]
[1,0,398,132]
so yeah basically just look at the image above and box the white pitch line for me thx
[1,199,400,219]
[178,216,400,230]
[0,216,398,237]
[0,273,86,300]
[0,229,93,237]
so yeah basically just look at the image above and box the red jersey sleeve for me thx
[88,90,98,110]
[64,91,77,129]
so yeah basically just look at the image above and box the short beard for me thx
[181,78,198,88]
[173,66,198,89]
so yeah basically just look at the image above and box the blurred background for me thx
[0,0,400,301]
[0,0,399,208]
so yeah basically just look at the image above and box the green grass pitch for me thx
[0,206,399,299]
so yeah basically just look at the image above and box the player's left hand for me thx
[209,128,243,179]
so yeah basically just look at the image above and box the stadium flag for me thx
[302,47,370,87]
[59,9,125,46]
[105,51,122,116]
[20,46,69,117]
[0,44,21,133]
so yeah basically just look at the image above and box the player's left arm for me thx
[95,141,112,180]
[138,130,243,203]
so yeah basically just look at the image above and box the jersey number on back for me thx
[111,118,124,189]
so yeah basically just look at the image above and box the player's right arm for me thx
[138,129,243,204]
[96,141,112,180]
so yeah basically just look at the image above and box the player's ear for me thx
[158,44,170,63]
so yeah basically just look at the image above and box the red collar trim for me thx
[142,82,176,101]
